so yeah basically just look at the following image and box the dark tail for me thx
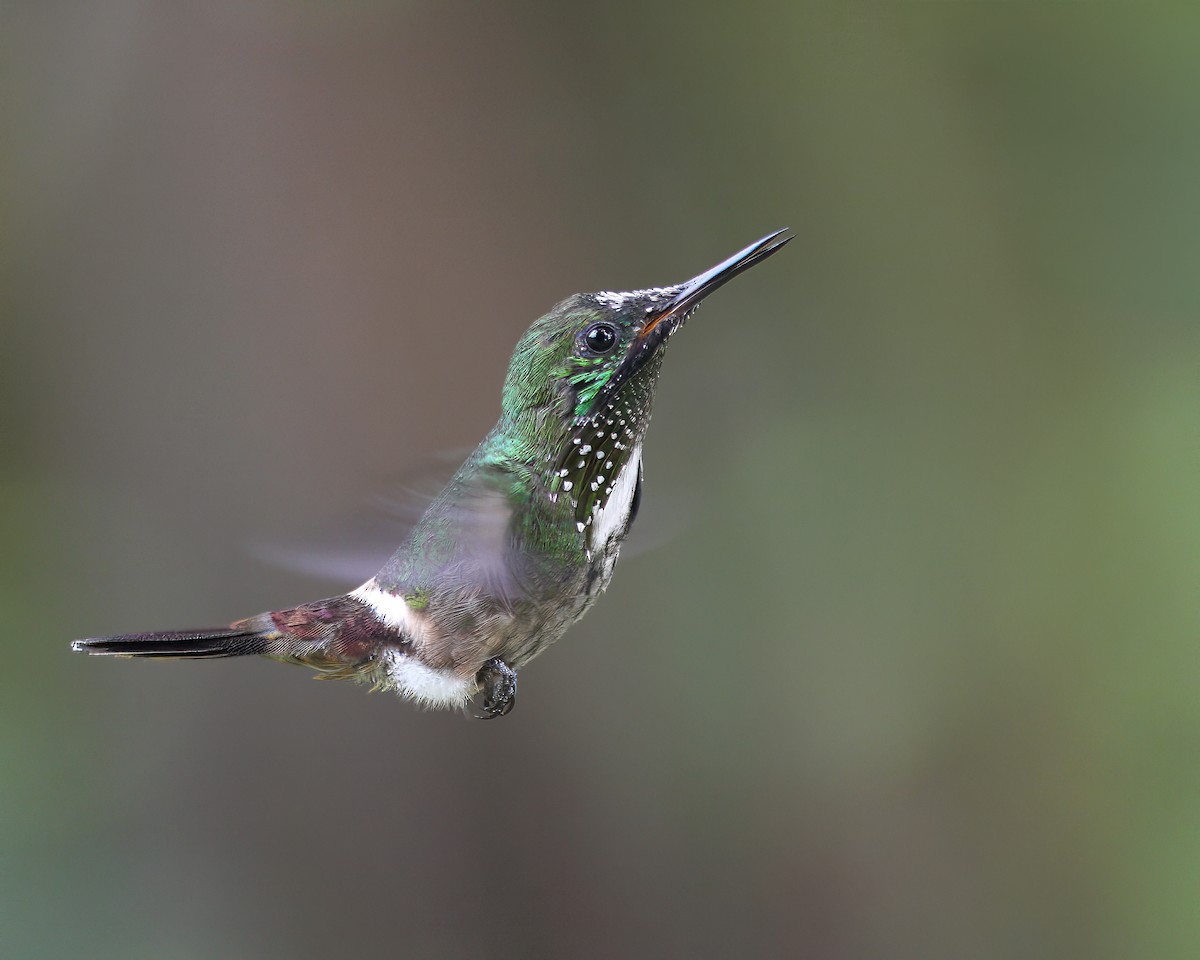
[71,628,267,660]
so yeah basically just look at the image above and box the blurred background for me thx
[4,2,1199,958]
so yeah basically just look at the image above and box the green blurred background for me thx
[5,3,1200,958]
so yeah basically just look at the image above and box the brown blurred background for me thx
[5,3,1200,958]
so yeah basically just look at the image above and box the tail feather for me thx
[71,628,266,660]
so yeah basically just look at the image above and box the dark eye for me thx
[584,323,618,354]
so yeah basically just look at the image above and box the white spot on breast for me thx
[590,444,642,553]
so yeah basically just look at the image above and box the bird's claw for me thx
[475,657,517,719]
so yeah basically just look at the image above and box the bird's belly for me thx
[360,446,644,681]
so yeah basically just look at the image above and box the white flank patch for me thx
[591,444,642,552]
[383,649,474,709]
[353,580,472,708]
[351,580,417,632]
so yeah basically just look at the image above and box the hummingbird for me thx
[72,230,791,717]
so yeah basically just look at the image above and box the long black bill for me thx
[581,229,792,420]
[641,228,793,340]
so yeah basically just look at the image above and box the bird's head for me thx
[496,229,792,521]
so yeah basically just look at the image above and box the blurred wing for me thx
[246,451,469,587]
[250,452,689,591]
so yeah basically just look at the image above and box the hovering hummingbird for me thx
[72,230,791,717]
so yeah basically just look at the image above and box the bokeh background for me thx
[5,3,1200,958]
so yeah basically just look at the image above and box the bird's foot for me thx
[475,657,517,719]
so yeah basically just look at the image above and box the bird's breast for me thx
[588,443,643,559]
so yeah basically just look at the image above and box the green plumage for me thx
[73,232,791,716]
